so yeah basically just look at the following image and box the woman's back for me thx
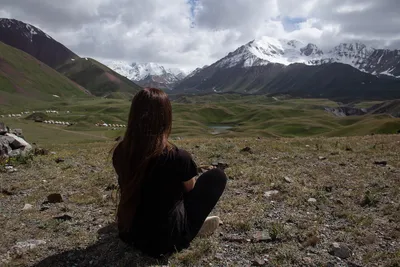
[113,143,198,254]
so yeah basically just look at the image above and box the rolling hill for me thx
[0,18,78,69]
[0,18,141,98]
[57,58,142,98]
[0,41,90,111]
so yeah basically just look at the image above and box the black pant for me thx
[184,168,227,240]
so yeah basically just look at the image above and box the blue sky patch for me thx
[282,16,307,32]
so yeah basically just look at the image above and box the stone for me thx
[241,146,253,153]
[318,156,327,161]
[284,176,293,183]
[328,242,352,259]
[308,198,317,203]
[212,161,229,170]
[252,258,266,266]
[374,161,387,166]
[12,239,46,252]
[55,158,65,163]
[264,190,279,198]
[252,231,272,242]
[22,204,33,211]
[5,133,32,152]
[11,129,23,137]
[53,214,73,221]
[47,193,63,203]
[0,122,7,134]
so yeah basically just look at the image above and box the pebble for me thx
[308,198,317,203]
[47,193,63,203]
[284,176,293,183]
[22,204,33,211]
[252,258,266,266]
[264,190,279,198]
[328,242,352,259]
[253,231,272,242]
[318,156,327,161]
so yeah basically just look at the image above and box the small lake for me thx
[208,125,234,134]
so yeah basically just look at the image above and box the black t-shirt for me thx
[113,144,198,254]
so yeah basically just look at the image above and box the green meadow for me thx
[1,94,399,145]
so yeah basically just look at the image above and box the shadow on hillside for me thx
[33,223,169,267]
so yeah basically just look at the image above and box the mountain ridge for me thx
[0,18,141,98]
[106,61,187,89]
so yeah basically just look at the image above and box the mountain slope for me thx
[0,41,90,108]
[57,58,142,97]
[0,18,78,69]
[212,37,400,77]
[0,18,141,98]
[106,62,186,89]
[175,37,400,100]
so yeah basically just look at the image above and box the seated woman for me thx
[112,88,227,257]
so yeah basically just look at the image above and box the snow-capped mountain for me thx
[0,18,78,68]
[175,36,400,100]
[106,62,187,89]
[214,37,400,78]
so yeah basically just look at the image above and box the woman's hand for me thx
[183,176,196,192]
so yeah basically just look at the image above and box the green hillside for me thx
[57,58,142,98]
[0,41,90,111]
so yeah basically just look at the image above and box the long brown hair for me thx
[113,88,173,233]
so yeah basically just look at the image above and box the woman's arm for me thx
[183,176,196,192]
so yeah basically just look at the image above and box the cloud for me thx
[1,0,400,70]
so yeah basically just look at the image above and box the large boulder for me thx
[0,122,7,135]
[0,133,32,157]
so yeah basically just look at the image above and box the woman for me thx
[112,88,227,257]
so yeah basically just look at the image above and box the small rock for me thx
[222,234,247,243]
[240,146,253,154]
[50,152,57,155]
[55,158,65,163]
[328,242,352,259]
[324,186,333,192]
[308,198,317,203]
[252,257,266,266]
[253,231,272,242]
[284,176,293,183]
[374,161,387,166]
[212,162,229,170]
[264,190,279,198]
[1,188,14,196]
[318,156,327,161]
[47,193,63,203]
[12,239,46,252]
[22,204,33,211]
[53,214,73,221]
[303,257,313,264]
[105,184,117,191]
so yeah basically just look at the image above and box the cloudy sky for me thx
[1,0,399,71]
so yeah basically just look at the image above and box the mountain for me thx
[0,18,141,98]
[0,18,78,69]
[212,37,400,77]
[106,62,187,89]
[0,41,90,108]
[57,58,142,98]
[175,37,400,101]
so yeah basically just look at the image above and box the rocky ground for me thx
[1,135,399,267]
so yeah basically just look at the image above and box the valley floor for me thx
[1,135,400,266]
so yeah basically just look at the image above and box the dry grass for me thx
[1,135,400,266]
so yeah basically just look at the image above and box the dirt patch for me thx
[104,72,121,84]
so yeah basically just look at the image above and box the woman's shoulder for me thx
[166,145,192,160]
